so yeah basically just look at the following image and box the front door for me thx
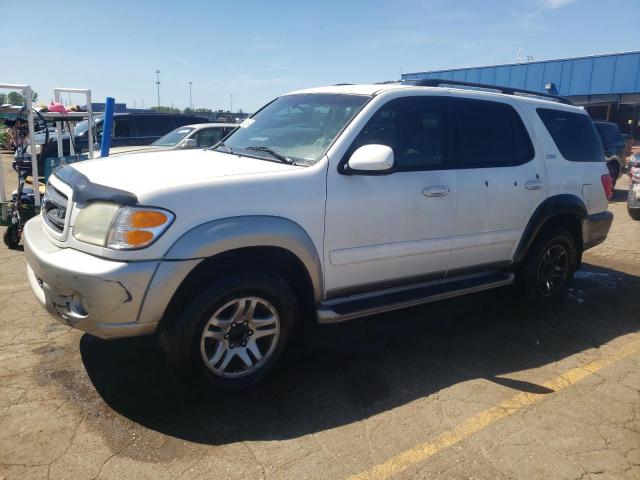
[324,95,456,298]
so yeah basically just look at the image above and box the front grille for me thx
[42,183,68,233]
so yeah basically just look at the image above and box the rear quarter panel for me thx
[528,105,609,215]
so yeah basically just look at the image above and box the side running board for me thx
[317,271,514,324]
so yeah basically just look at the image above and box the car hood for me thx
[70,149,299,199]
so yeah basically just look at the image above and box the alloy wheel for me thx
[536,244,569,296]
[200,297,280,378]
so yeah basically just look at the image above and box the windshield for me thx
[74,118,103,137]
[152,126,195,146]
[222,93,368,164]
[595,123,624,144]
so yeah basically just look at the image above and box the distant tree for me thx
[7,92,23,105]
[194,108,213,114]
[0,93,6,104]
[183,107,194,115]
[5,90,38,105]
[151,106,181,114]
[238,108,243,114]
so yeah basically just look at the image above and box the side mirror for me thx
[182,138,198,149]
[346,144,394,174]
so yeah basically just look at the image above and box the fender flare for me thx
[164,216,323,301]
[513,194,587,265]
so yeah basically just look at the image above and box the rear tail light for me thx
[601,174,613,200]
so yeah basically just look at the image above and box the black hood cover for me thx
[54,164,138,205]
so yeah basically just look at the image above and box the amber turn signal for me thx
[131,210,168,228]
[124,230,154,245]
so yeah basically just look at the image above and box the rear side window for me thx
[113,118,131,138]
[136,116,174,137]
[450,98,534,168]
[195,128,224,147]
[537,108,604,162]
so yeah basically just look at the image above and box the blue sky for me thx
[2,0,639,112]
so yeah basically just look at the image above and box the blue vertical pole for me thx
[100,97,115,157]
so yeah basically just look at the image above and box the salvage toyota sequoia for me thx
[24,82,613,389]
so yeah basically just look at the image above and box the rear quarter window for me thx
[537,108,604,163]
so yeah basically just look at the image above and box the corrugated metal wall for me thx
[402,51,640,96]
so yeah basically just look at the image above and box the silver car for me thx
[102,122,237,156]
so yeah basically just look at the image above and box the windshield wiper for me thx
[211,142,234,153]
[244,146,294,165]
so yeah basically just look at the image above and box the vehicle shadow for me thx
[79,263,640,445]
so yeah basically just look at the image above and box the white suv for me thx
[23,80,613,389]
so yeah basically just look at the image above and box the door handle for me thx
[525,180,543,191]
[422,186,449,197]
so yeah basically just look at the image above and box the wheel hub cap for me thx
[200,296,280,378]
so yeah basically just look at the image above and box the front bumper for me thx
[582,211,614,250]
[23,216,196,339]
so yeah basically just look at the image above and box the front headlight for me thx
[73,203,174,249]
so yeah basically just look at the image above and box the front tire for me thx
[159,272,298,391]
[629,207,640,221]
[521,228,578,302]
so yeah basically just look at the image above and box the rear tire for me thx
[159,272,298,391]
[521,228,578,302]
[629,207,640,221]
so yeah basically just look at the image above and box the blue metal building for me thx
[402,51,640,139]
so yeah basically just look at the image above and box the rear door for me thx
[449,96,545,272]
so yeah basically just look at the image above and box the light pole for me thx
[188,81,193,110]
[229,94,233,113]
[155,70,161,107]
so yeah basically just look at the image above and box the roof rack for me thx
[409,78,572,105]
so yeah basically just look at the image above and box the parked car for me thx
[24,82,613,390]
[593,120,626,185]
[101,123,238,157]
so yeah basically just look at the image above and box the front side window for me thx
[350,96,447,170]
[451,98,534,168]
[74,118,102,137]
[222,94,368,164]
[537,108,603,163]
[195,127,224,147]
